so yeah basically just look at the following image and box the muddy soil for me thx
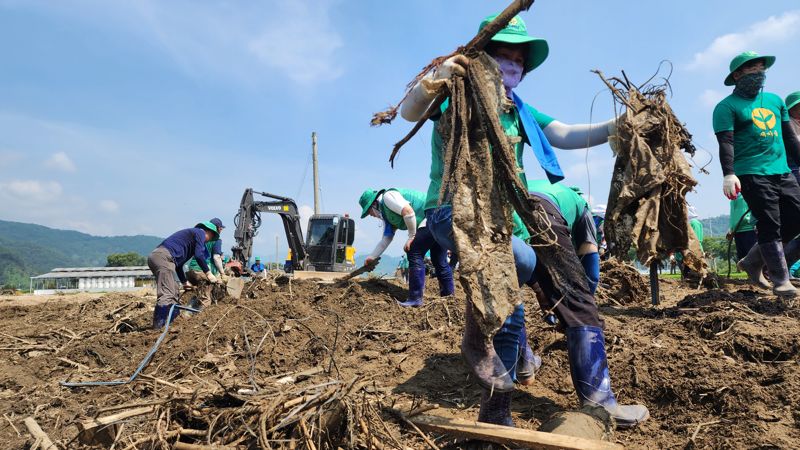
[1,272,799,448]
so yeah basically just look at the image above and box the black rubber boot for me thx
[477,390,514,427]
[462,302,514,393]
[566,326,649,428]
[760,240,797,297]
[737,243,769,289]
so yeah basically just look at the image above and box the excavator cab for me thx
[305,214,356,272]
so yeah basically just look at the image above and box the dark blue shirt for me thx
[159,228,210,283]
[251,263,266,272]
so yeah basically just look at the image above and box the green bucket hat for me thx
[195,221,219,238]
[479,14,549,74]
[786,91,800,111]
[724,51,775,86]
[358,189,384,218]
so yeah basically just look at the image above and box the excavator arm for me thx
[231,189,307,273]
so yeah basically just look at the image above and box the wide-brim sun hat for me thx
[786,91,800,111]
[724,51,775,86]
[195,221,219,239]
[359,189,384,218]
[479,14,549,74]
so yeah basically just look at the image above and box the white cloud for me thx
[0,180,63,203]
[687,10,800,71]
[699,89,726,108]
[99,200,120,213]
[44,151,77,172]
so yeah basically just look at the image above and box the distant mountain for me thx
[0,220,163,287]
[699,215,729,237]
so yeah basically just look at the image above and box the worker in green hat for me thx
[358,188,454,307]
[713,51,800,297]
[399,13,646,428]
[788,90,800,140]
[186,218,227,309]
[147,221,220,329]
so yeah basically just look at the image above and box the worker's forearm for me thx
[400,74,438,122]
[716,131,735,176]
[213,254,225,274]
[369,235,393,259]
[543,118,615,150]
[403,213,417,240]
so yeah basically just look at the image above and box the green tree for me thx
[106,252,146,267]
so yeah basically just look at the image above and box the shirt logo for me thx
[751,107,779,137]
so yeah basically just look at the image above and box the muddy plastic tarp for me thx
[600,73,706,276]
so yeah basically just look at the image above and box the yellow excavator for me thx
[228,189,356,280]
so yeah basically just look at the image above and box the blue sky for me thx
[1,0,799,261]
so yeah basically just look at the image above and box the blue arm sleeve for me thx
[580,252,600,295]
[193,233,211,273]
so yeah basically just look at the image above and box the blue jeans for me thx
[407,226,454,301]
[427,206,535,378]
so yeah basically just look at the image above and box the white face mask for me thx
[494,56,524,92]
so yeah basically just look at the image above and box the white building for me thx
[30,266,154,295]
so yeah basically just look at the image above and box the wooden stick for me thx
[57,357,89,370]
[80,406,155,431]
[410,415,622,450]
[3,413,20,436]
[23,417,57,450]
[173,442,239,450]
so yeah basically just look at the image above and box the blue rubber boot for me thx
[477,390,514,426]
[566,326,649,428]
[398,267,425,307]
[516,323,542,386]
[152,304,180,330]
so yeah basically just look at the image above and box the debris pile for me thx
[597,69,705,276]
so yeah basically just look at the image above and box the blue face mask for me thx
[493,56,523,92]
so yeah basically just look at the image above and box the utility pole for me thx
[312,131,320,215]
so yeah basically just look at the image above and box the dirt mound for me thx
[2,277,800,448]
[597,259,650,305]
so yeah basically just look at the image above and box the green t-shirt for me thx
[512,180,589,242]
[379,188,427,230]
[188,240,219,274]
[712,92,790,175]
[729,195,755,233]
[425,99,555,212]
[690,219,704,252]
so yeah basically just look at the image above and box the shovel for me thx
[339,257,381,282]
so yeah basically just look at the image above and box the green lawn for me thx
[659,270,748,280]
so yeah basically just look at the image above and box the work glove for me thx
[433,54,469,80]
[723,174,741,200]
[220,273,229,282]
[206,272,219,284]
[607,117,622,155]
[182,281,193,290]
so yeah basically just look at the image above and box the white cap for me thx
[687,205,698,220]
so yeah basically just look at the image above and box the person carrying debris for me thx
[727,194,757,261]
[400,14,648,427]
[358,188,454,307]
[187,218,227,308]
[147,221,220,329]
[714,52,800,296]
[509,179,601,388]
[251,257,265,274]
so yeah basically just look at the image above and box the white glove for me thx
[206,272,219,284]
[220,273,229,282]
[433,54,469,80]
[183,281,193,290]
[607,117,622,155]
[723,174,741,200]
